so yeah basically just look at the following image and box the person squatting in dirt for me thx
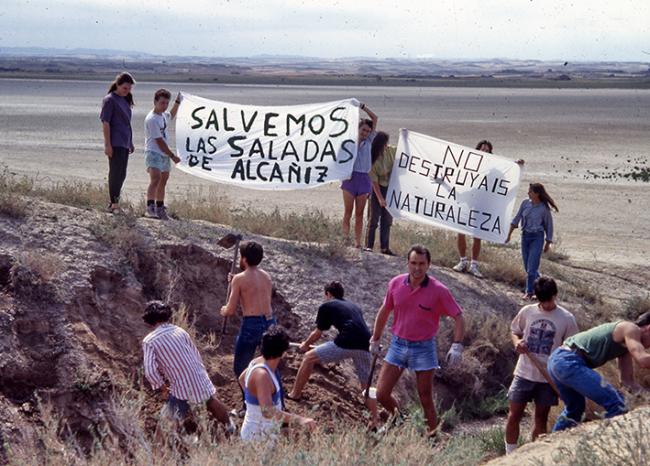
[141,301,236,435]
[239,325,316,442]
[287,281,379,427]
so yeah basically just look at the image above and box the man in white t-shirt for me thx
[504,276,578,454]
[144,89,181,220]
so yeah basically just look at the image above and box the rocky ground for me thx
[0,198,648,463]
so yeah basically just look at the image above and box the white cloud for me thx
[1,0,648,60]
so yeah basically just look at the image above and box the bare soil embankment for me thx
[0,197,648,462]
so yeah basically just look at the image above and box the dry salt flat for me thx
[0,78,649,269]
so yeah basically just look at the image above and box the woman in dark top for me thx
[100,72,135,213]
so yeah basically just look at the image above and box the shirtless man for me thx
[220,241,276,407]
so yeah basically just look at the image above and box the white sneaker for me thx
[452,260,469,273]
[469,263,483,278]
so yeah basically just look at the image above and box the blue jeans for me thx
[547,348,627,431]
[521,231,545,294]
[234,316,277,377]
[233,316,283,408]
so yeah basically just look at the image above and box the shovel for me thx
[288,342,316,351]
[216,233,242,347]
[364,347,381,402]
[523,348,561,397]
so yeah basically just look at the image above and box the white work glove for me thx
[446,342,464,366]
[369,339,382,356]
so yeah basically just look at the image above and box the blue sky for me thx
[1,0,649,60]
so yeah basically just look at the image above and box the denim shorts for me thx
[384,336,439,371]
[161,395,191,421]
[341,171,372,197]
[315,341,372,384]
[508,375,558,406]
[145,150,171,172]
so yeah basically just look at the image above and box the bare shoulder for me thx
[615,321,641,341]
[231,272,245,284]
[250,366,273,389]
[259,268,273,284]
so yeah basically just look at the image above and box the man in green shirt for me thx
[366,133,396,255]
[547,312,650,431]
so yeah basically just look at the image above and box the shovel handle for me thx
[289,342,316,350]
[523,348,561,397]
[364,354,379,402]
[221,238,241,336]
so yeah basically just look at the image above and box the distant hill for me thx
[0,46,648,87]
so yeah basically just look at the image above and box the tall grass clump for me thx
[623,294,650,320]
[0,190,29,219]
[0,167,31,218]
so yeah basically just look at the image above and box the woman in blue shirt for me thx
[341,103,378,248]
[507,183,559,300]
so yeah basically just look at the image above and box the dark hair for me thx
[260,325,290,359]
[534,276,558,302]
[154,88,171,102]
[529,183,559,212]
[371,131,390,165]
[142,300,172,325]
[108,72,135,107]
[359,118,373,130]
[407,244,431,263]
[240,241,263,267]
[475,140,493,153]
[324,281,344,300]
[635,312,650,327]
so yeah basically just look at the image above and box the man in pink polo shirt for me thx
[370,244,465,433]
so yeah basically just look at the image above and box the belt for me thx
[561,344,589,362]
[243,315,274,321]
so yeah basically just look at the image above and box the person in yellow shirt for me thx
[365,131,396,255]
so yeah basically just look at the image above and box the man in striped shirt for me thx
[142,301,233,431]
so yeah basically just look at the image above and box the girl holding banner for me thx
[341,103,378,248]
[366,131,395,255]
[452,140,494,278]
[506,183,558,300]
[100,72,135,214]
[453,140,525,278]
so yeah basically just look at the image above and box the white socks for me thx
[505,442,518,454]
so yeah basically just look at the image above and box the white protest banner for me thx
[175,93,359,190]
[386,129,521,243]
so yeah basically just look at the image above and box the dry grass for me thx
[551,408,650,466]
[624,294,650,320]
[6,390,507,466]
[0,166,111,211]
[0,190,29,219]
[16,251,63,281]
[0,165,561,287]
